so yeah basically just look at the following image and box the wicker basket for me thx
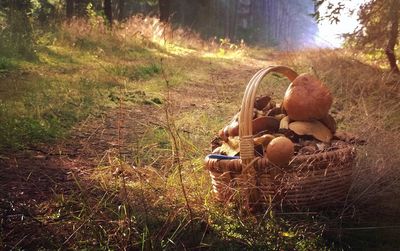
[204,66,356,209]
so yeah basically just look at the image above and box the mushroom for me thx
[274,114,286,121]
[265,136,294,166]
[320,114,337,133]
[266,107,282,116]
[252,116,280,134]
[283,73,333,121]
[279,116,290,130]
[254,95,271,110]
[220,116,279,139]
[289,120,333,143]
[254,134,275,146]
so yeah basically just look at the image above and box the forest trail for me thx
[0,55,276,247]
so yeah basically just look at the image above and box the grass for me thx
[0,70,118,149]
[1,15,400,250]
[0,56,16,72]
[0,15,221,151]
[277,49,400,250]
[104,57,162,81]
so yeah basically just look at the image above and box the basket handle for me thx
[239,66,299,167]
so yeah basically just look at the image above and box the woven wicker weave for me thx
[204,66,356,209]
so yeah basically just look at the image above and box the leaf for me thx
[281,231,295,238]
[219,137,240,156]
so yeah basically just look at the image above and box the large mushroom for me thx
[283,73,333,121]
[265,136,294,166]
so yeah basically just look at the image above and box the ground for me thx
[1,19,400,250]
[0,50,270,249]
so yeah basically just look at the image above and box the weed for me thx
[206,205,328,250]
[108,63,161,81]
[132,64,161,80]
[0,111,61,149]
[0,75,118,150]
[0,57,16,72]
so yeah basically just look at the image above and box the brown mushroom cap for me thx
[289,120,333,143]
[283,73,333,121]
[223,116,279,138]
[266,136,294,166]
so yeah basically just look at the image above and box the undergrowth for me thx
[1,13,400,251]
[0,14,243,151]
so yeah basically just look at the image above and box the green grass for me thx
[0,56,16,72]
[0,24,179,150]
[0,72,118,150]
[107,63,161,81]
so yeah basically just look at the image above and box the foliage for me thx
[314,0,400,72]
[312,0,347,24]
[345,0,391,50]
[0,56,16,71]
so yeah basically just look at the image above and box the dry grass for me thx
[278,49,400,202]
[2,13,400,250]
[61,15,246,57]
[277,48,400,248]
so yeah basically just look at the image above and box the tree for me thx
[66,0,74,19]
[117,0,124,20]
[314,0,400,74]
[346,0,400,73]
[384,0,400,73]
[104,0,112,25]
[159,0,171,23]
[7,0,33,55]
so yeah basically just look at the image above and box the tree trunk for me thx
[159,0,171,23]
[72,0,87,17]
[66,0,74,19]
[117,0,124,21]
[385,0,400,74]
[104,0,113,26]
[7,0,34,57]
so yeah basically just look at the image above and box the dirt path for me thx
[0,58,266,248]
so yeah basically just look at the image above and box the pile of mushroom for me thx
[212,73,360,167]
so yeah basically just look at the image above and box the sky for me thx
[316,0,367,48]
